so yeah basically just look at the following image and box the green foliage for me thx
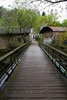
[0,6,66,35]
[0,6,7,27]
[53,31,67,44]
[35,35,40,41]
[0,7,40,30]
[62,19,67,27]
[16,9,39,28]
[42,13,60,26]
[33,17,41,32]
[33,13,61,33]
[1,8,19,28]
[0,6,6,18]
[0,19,3,26]
[59,32,67,43]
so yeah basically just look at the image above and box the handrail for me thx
[0,42,29,62]
[43,43,67,57]
[0,42,30,78]
[39,42,67,78]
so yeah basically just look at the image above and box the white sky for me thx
[0,0,67,22]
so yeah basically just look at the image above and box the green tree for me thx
[16,9,40,29]
[42,11,45,16]
[33,12,61,33]
[62,19,67,27]
[1,8,19,29]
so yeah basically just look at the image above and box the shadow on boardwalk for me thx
[0,41,67,100]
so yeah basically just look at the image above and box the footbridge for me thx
[0,41,67,100]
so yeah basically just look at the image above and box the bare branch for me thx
[39,3,53,11]
[44,0,67,4]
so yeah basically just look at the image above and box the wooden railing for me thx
[0,42,30,89]
[39,42,67,78]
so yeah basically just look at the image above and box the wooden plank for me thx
[0,42,67,100]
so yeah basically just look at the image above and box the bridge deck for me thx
[0,42,67,100]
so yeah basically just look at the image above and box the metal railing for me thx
[39,42,67,78]
[0,42,30,89]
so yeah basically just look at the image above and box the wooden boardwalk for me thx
[0,42,67,100]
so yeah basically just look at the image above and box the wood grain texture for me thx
[0,42,67,100]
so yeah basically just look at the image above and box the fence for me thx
[0,42,30,89]
[39,42,67,78]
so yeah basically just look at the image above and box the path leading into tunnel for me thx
[0,41,67,100]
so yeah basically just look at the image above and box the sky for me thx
[0,0,67,22]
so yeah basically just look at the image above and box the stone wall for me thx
[0,33,30,50]
[0,36,8,49]
[0,35,24,49]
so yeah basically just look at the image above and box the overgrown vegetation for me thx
[52,31,67,53]
[0,6,67,33]
[0,2,67,54]
[0,6,40,29]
